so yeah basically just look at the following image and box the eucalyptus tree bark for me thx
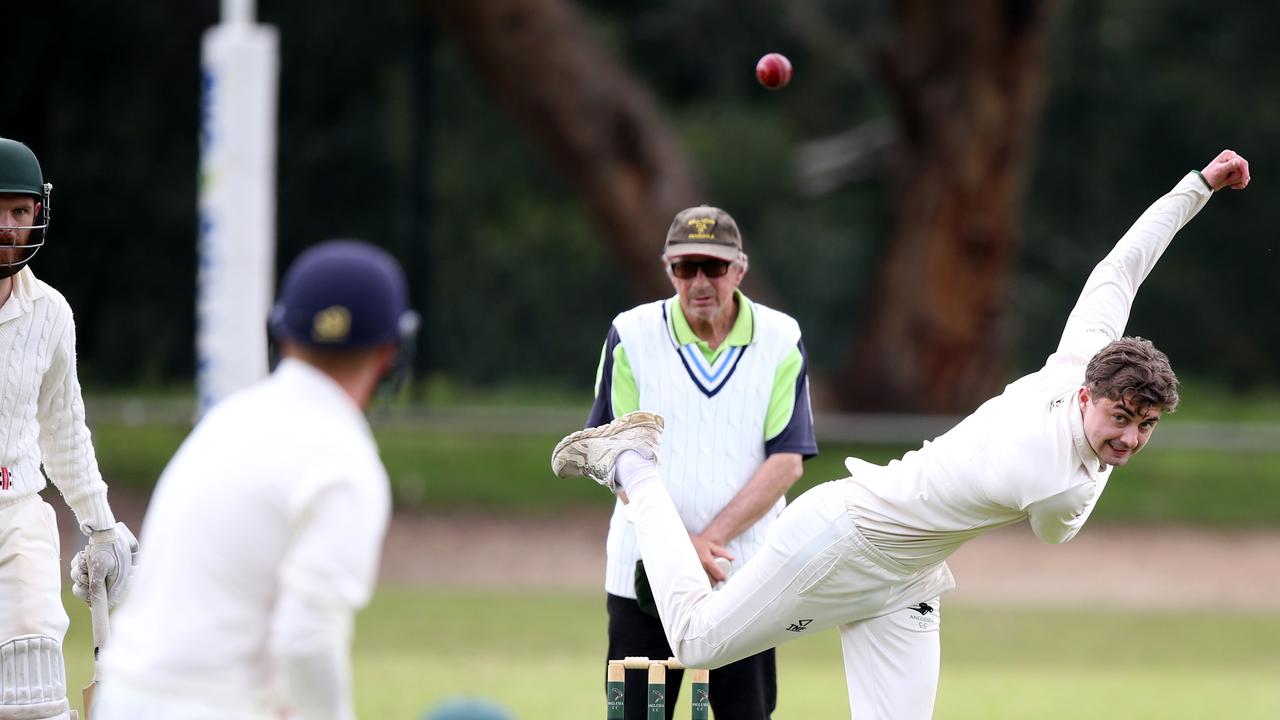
[430,0,701,299]
[843,0,1058,412]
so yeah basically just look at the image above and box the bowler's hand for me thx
[689,532,734,584]
[1201,149,1251,191]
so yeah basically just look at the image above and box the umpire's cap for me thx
[271,240,417,349]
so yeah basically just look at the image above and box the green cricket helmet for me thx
[0,137,51,279]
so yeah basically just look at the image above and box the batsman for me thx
[0,137,138,720]
[554,150,1251,719]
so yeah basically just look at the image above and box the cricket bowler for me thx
[553,149,1251,719]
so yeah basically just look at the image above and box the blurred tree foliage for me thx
[4,0,1276,408]
[1016,0,1279,393]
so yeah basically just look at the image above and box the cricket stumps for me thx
[606,657,709,719]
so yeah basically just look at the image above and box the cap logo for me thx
[686,217,717,239]
[311,306,352,343]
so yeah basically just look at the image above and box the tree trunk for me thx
[842,0,1058,412]
[429,0,701,299]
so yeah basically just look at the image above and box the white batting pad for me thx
[0,635,70,719]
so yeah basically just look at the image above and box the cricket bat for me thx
[81,540,115,720]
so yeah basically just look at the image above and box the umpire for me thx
[587,206,818,718]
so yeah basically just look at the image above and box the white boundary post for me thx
[196,0,278,417]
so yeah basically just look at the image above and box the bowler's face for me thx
[668,254,745,325]
[1078,388,1161,467]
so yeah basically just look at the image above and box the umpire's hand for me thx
[689,532,734,584]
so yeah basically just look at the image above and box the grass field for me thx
[62,588,1280,719]
[83,377,1280,526]
[87,423,1280,526]
[70,390,1280,717]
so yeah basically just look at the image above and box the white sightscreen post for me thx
[222,0,254,25]
[196,13,278,418]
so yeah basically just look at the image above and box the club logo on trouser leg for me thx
[906,601,940,631]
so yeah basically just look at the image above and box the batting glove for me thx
[70,522,140,609]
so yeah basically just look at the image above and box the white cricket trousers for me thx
[0,494,70,643]
[94,678,278,720]
[622,463,955,719]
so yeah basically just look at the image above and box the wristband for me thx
[1192,169,1214,192]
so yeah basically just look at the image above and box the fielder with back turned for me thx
[0,137,138,720]
[95,240,418,720]
[555,150,1251,719]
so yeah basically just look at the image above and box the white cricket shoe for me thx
[551,411,664,493]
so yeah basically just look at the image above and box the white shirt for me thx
[844,173,1212,569]
[103,358,391,720]
[0,267,114,531]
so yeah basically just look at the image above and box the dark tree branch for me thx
[841,0,1061,412]
[430,0,702,299]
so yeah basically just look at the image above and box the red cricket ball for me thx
[755,53,793,90]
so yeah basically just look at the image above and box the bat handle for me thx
[87,550,114,679]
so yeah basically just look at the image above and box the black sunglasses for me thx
[670,259,732,279]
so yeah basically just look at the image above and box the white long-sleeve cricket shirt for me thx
[843,172,1213,569]
[0,266,114,532]
[102,358,391,720]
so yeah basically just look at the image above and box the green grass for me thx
[66,386,1280,717]
[389,436,1280,526]
[63,588,1280,719]
[357,593,1280,719]
[89,423,190,491]
[1171,382,1280,422]
[87,419,1280,525]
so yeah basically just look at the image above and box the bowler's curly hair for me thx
[1084,337,1179,412]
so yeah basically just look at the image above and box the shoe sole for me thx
[551,411,663,479]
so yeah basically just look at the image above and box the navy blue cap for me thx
[271,240,411,349]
